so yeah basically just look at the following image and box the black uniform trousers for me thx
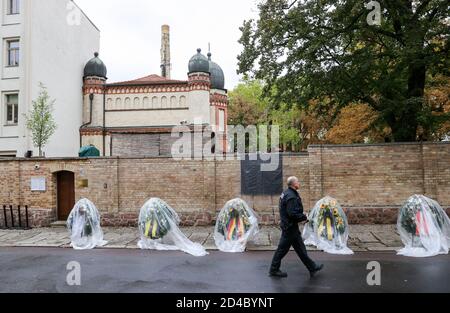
[270,226,316,272]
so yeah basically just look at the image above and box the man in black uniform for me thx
[269,176,324,278]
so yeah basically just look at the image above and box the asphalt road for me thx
[0,247,448,293]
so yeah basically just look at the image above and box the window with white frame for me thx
[5,94,19,125]
[7,0,20,14]
[7,40,20,66]
[219,109,225,132]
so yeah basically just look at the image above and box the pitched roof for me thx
[108,74,187,86]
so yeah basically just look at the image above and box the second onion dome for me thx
[207,52,225,90]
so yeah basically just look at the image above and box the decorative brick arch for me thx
[49,163,79,174]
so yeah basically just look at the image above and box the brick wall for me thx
[0,142,449,227]
[308,143,450,223]
[111,132,215,158]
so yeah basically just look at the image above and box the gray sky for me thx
[75,0,259,89]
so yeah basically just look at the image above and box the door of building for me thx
[57,171,75,221]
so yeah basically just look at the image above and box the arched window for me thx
[134,97,140,108]
[124,97,131,109]
[170,96,177,108]
[143,97,150,108]
[161,96,168,108]
[115,98,122,110]
[179,96,187,107]
[152,96,159,109]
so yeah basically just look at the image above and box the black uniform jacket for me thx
[279,187,308,231]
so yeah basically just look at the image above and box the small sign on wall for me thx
[31,177,46,192]
[77,179,89,188]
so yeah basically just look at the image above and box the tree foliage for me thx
[229,80,335,151]
[228,80,268,126]
[25,83,57,157]
[238,0,449,142]
[326,102,389,144]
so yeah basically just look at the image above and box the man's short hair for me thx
[287,176,299,187]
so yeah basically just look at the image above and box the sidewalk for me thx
[0,225,403,252]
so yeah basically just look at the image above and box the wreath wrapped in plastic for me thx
[67,198,107,250]
[397,195,450,257]
[137,198,208,257]
[303,196,353,255]
[214,198,259,253]
[139,198,178,240]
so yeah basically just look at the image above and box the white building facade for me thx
[0,0,99,157]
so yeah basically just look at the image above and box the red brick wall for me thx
[0,142,449,227]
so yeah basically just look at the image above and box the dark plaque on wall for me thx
[241,153,283,196]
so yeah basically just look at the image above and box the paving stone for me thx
[203,234,219,251]
[268,228,281,246]
[125,238,140,249]
[348,246,368,252]
[248,245,275,251]
[248,230,270,246]
[0,225,405,251]
[12,233,53,245]
[180,227,196,238]
[0,231,11,238]
[371,231,402,246]
[365,242,389,251]
[103,232,121,241]
[0,230,40,243]
[189,233,210,245]
[350,232,379,243]
[366,246,399,252]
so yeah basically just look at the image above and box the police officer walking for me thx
[269,176,324,278]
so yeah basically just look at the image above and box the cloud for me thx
[75,0,259,89]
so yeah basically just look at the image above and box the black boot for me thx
[309,264,324,278]
[269,270,288,278]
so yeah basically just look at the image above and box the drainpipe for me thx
[80,93,94,148]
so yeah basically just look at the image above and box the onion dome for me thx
[83,52,107,79]
[188,48,210,74]
[208,52,225,90]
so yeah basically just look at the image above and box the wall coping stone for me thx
[309,141,450,149]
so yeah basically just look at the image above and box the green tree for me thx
[24,83,57,157]
[238,0,449,142]
[228,79,269,126]
[228,80,336,151]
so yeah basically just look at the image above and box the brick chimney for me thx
[160,24,171,79]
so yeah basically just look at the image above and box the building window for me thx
[134,97,140,108]
[170,96,177,108]
[5,94,19,125]
[0,152,17,158]
[143,97,149,108]
[219,109,225,132]
[7,0,20,14]
[152,96,159,108]
[124,97,131,108]
[179,96,186,107]
[115,98,122,109]
[7,40,20,66]
[161,96,168,108]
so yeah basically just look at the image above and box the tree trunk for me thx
[384,106,418,143]
[389,17,427,142]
